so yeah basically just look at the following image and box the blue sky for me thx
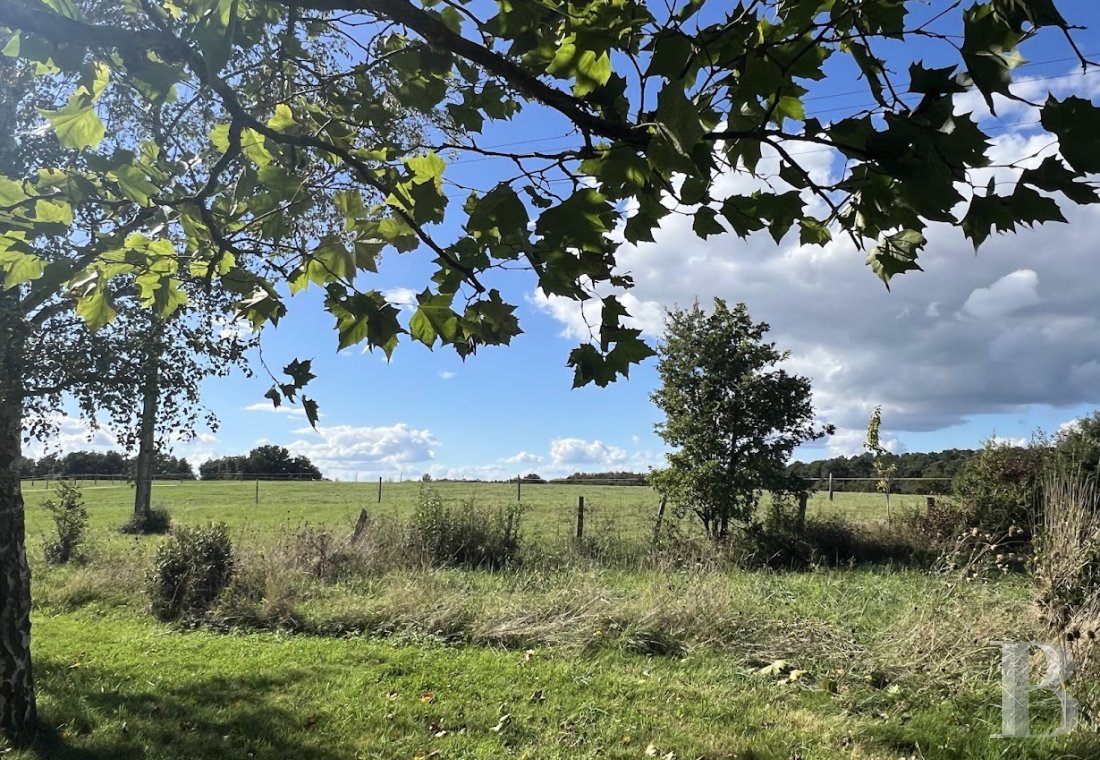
[38,3,1100,480]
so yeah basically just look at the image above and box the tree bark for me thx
[0,54,36,746]
[0,293,36,744]
[132,336,161,523]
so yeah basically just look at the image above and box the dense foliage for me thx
[199,445,322,480]
[652,299,831,539]
[149,523,236,623]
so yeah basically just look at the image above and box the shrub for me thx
[120,507,172,535]
[408,488,522,570]
[41,482,88,565]
[952,439,1046,536]
[149,524,235,622]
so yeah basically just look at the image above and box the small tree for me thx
[41,482,88,565]
[863,406,898,524]
[652,299,832,540]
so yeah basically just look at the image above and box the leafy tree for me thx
[651,300,832,540]
[1,0,1099,743]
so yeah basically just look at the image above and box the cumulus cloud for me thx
[439,371,457,380]
[501,451,542,465]
[962,270,1041,320]
[550,437,627,466]
[286,423,438,478]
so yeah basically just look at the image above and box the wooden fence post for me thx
[255,480,259,505]
[827,473,834,501]
[575,496,585,540]
[377,476,383,504]
[351,509,370,544]
[517,476,521,502]
[797,492,809,532]
[653,496,667,544]
[926,496,936,510]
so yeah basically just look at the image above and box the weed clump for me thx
[408,488,522,570]
[149,523,235,622]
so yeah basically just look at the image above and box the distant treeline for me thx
[18,450,195,480]
[554,471,650,486]
[787,449,977,494]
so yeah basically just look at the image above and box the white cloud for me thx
[244,402,307,418]
[550,437,627,466]
[383,287,417,310]
[961,269,1041,320]
[501,451,542,465]
[989,434,1029,448]
[214,315,255,341]
[1059,418,1082,435]
[439,371,457,380]
[286,423,438,478]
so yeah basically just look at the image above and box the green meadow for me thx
[7,480,1096,759]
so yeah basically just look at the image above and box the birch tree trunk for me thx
[0,55,36,745]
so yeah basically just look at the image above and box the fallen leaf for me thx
[490,714,511,733]
[420,692,436,704]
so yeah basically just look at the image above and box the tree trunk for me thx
[0,55,36,745]
[132,340,161,523]
[0,293,36,744]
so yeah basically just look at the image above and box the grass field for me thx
[7,480,1097,759]
[19,479,926,538]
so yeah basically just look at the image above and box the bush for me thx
[952,439,1046,536]
[149,524,235,622]
[41,482,88,564]
[408,488,522,570]
[120,507,172,535]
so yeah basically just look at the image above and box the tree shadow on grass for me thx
[25,659,348,760]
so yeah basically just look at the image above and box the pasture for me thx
[7,480,1097,759]
[19,478,924,537]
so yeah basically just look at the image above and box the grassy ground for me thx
[8,480,1096,759]
[15,566,1099,759]
[20,479,924,538]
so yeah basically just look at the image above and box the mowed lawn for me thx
[20,478,924,539]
